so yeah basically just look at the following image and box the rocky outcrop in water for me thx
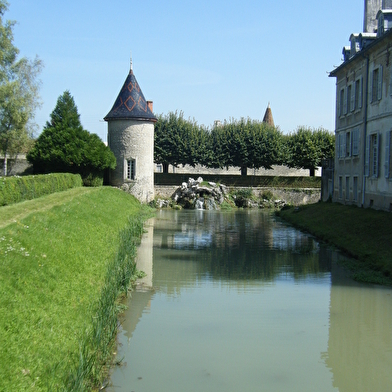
[172,177,229,210]
[153,177,288,210]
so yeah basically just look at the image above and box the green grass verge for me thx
[277,202,392,285]
[0,187,153,391]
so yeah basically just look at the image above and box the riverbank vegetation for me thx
[0,187,152,391]
[277,202,392,285]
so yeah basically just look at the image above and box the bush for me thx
[27,91,116,184]
[261,190,274,200]
[0,173,83,206]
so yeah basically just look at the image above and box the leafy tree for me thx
[27,91,116,186]
[219,118,283,176]
[154,111,208,172]
[285,127,334,176]
[0,0,42,175]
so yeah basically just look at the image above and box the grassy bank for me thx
[0,187,153,391]
[277,202,392,285]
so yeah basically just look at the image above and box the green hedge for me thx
[155,173,321,188]
[0,173,83,206]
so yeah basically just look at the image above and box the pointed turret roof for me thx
[104,60,156,122]
[262,103,274,127]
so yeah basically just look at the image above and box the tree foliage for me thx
[27,91,116,186]
[154,110,333,176]
[0,0,42,175]
[154,111,210,172]
[285,127,335,176]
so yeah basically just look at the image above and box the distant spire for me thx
[262,103,275,127]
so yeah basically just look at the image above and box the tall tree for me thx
[0,1,42,175]
[27,91,116,186]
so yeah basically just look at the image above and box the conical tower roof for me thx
[262,103,274,127]
[104,63,156,122]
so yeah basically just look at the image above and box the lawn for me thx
[0,187,152,391]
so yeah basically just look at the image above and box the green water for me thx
[109,209,392,392]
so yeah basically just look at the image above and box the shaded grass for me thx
[277,202,392,285]
[0,187,153,391]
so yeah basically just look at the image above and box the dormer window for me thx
[350,34,360,57]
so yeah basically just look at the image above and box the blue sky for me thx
[8,0,365,141]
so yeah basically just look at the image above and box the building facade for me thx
[329,0,392,210]
[104,61,157,203]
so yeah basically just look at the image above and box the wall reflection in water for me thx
[112,210,392,392]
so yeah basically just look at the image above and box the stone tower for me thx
[104,60,157,203]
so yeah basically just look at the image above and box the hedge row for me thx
[155,173,321,188]
[0,173,83,206]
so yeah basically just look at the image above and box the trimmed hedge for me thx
[155,173,321,188]
[0,173,83,206]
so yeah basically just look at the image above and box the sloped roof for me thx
[262,103,275,127]
[104,68,157,122]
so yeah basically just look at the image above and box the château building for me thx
[329,0,392,210]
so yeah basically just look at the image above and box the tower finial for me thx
[130,52,133,72]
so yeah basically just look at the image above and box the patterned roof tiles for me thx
[104,69,156,122]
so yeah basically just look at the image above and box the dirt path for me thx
[0,187,97,229]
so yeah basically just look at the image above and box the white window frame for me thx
[365,133,380,178]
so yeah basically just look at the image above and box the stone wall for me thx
[156,163,321,177]
[0,155,31,176]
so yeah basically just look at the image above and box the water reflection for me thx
[110,210,392,392]
[324,263,392,391]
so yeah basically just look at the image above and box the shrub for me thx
[0,173,82,206]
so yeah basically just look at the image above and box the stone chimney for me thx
[147,101,153,113]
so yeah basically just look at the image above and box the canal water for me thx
[109,209,392,392]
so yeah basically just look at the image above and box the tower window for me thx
[126,159,135,180]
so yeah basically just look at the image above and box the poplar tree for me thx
[0,0,42,175]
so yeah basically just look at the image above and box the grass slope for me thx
[0,187,151,391]
[277,202,392,285]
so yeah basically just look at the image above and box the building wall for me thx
[108,119,155,203]
[333,33,392,211]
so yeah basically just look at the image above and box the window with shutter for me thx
[385,131,391,179]
[352,128,360,156]
[378,66,383,100]
[339,88,345,116]
[369,133,379,177]
[372,68,379,102]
